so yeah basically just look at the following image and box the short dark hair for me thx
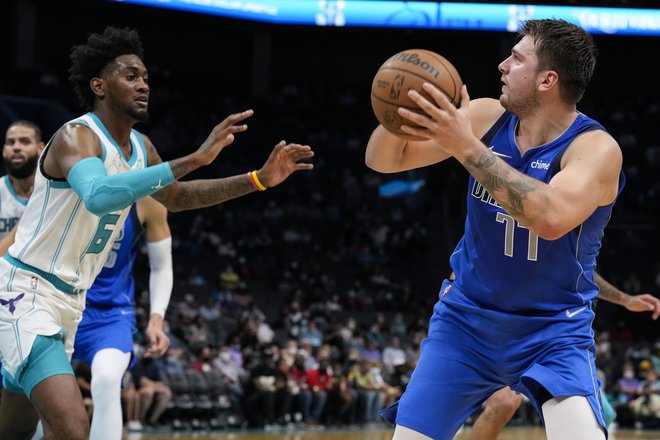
[68,27,144,111]
[7,120,42,143]
[518,19,597,103]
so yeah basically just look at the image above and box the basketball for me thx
[371,49,463,140]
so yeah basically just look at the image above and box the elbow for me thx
[364,155,400,174]
[165,202,183,213]
[365,156,382,172]
[530,217,571,241]
[81,189,135,217]
[82,196,112,217]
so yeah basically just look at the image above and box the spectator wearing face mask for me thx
[613,361,641,427]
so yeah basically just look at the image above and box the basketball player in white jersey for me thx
[0,27,314,440]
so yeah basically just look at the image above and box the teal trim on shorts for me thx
[600,388,616,427]
[3,254,83,295]
[1,366,23,394]
[10,334,74,399]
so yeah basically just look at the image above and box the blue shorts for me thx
[381,280,606,440]
[72,305,136,368]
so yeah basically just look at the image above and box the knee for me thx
[140,387,155,400]
[91,371,122,396]
[155,383,172,400]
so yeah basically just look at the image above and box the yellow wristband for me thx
[251,170,267,191]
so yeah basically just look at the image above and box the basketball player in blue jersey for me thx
[72,196,172,439]
[0,27,313,440]
[367,19,622,440]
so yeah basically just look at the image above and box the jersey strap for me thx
[480,111,512,145]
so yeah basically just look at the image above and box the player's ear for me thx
[90,77,105,99]
[539,70,558,92]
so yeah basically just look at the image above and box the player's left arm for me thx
[140,133,313,212]
[459,130,621,240]
[401,84,622,240]
[595,272,659,320]
[139,196,173,357]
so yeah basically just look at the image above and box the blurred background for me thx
[1,0,658,433]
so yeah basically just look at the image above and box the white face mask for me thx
[623,370,634,379]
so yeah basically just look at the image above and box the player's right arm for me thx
[595,272,659,320]
[365,98,504,173]
[44,123,176,217]
[43,111,264,217]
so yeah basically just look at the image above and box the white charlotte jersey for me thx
[6,113,148,294]
[0,175,28,239]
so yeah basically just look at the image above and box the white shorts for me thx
[0,258,85,380]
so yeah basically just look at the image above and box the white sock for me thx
[542,396,605,440]
[90,349,131,440]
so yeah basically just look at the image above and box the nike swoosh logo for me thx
[565,306,588,318]
[489,146,513,159]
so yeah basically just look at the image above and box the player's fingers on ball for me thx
[421,82,452,107]
[460,84,470,105]
[406,89,436,112]
[398,108,430,126]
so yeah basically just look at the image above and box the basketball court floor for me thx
[124,427,660,439]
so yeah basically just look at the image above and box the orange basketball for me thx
[371,49,463,141]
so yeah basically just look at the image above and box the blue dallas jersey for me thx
[85,204,143,308]
[447,112,625,314]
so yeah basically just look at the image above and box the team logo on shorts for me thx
[441,284,452,299]
[0,292,25,315]
[31,277,38,290]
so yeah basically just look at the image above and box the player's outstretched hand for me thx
[196,109,254,166]
[144,316,171,357]
[623,293,660,320]
[256,141,314,188]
